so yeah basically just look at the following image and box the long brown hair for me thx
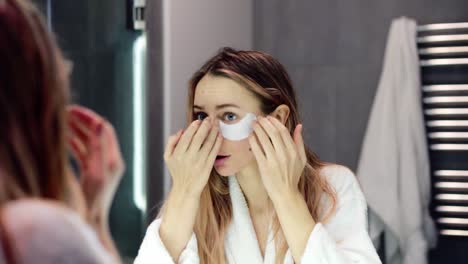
[0,0,69,205]
[158,47,338,263]
[0,0,72,260]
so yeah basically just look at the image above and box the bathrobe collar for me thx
[225,175,293,264]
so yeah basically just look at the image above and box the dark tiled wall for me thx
[254,0,468,170]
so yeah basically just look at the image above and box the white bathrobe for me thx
[134,165,381,263]
[356,17,437,264]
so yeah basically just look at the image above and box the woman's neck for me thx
[235,162,272,214]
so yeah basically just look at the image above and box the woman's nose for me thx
[203,116,216,126]
[205,117,218,127]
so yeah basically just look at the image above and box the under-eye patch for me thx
[219,112,257,141]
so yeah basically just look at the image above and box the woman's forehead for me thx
[194,75,259,110]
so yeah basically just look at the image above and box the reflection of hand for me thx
[164,117,223,198]
[248,115,307,201]
[66,105,125,221]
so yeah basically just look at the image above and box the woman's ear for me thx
[270,104,290,125]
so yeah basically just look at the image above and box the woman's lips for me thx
[215,155,230,166]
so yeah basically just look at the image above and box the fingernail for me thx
[96,123,103,135]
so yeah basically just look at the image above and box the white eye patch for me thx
[219,112,257,141]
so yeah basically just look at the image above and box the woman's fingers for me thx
[199,123,219,157]
[205,132,223,172]
[67,105,102,130]
[252,120,276,159]
[188,117,213,154]
[173,119,202,155]
[294,124,307,164]
[67,135,87,168]
[102,121,123,172]
[68,115,92,143]
[248,133,266,164]
[267,116,296,159]
[164,129,183,160]
[67,105,107,148]
[84,122,105,183]
[66,105,127,223]
[258,117,287,159]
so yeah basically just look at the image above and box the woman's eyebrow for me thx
[193,103,240,110]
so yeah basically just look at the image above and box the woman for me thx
[0,0,124,263]
[135,47,382,263]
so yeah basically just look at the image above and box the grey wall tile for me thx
[288,66,340,162]
[255,0,468,172]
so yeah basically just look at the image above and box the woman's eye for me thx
[194,112,207,121]
[193,112,237,122]
[224,112,237,122]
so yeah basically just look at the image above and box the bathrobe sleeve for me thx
[300,165,382,264]
[134,217,199,264]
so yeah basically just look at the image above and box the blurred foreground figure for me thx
[0,0,124,263]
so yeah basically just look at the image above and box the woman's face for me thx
[193,74,264,177]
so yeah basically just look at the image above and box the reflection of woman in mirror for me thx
[136,48,381,263]
[0,0,123,263]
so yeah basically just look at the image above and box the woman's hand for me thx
[66,105,125,221]
[159,117,222,261]
[66,105,124,262]
[249,116,316,262]
[164,117,223,198]
[248,115,307,201]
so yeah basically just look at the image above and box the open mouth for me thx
[215,155,230,166]
[216,155,230,160]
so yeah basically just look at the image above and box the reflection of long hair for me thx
[0,0,70,205]
[159,47,337,263]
